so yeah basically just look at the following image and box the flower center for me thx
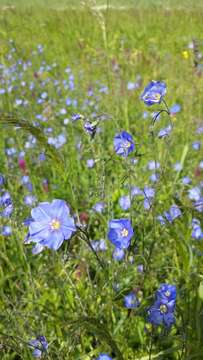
[160,304,168,314]
[50,219,61,231]
[122,141,131,148]
[153,93,161,101]
[121,228,129,237]
[165,290,171,297]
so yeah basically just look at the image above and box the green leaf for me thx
[198,282,203,300]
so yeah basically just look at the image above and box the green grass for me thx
[0,0,203,9]
[0,2,203,359]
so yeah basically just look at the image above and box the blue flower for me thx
[83,121,97,136]
[24,195,37,206]
[148,299,175,327]
[170,103,181,115]
[158,125,172,138]
[29,335,48,358]
[148,160,160,170]
[141,80,166,106]
[173,162,183,172]
[193,199,203,213]
[97,354,112,360]
[112,247,125,261]
[92,202,106,213]
[91,239,107,252]
[0,174,5,187]
[164,204,182,223]
[86,159,95,168]
[119,195,131,210]
[192,142,201,150]
[114,131,135,157]
[182,176,191,185]
[131,186,143,197]
[148,284,176,327]
[108,219,134,249]
[124,292,139,309]
[156,284,176,302]
[188,187,201,201]
[192,219,203,240]
[28,199,76,251]
[1,225,12,236]
[72,113,82,121]
[0,191,13,218]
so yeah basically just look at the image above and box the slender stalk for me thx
[77,226,105,269]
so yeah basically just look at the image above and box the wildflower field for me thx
[0,0,203,359]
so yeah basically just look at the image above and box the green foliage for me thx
[0,2,203,359]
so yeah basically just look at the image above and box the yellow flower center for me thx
[160,304,168,314]
[165,290,171,297]
[122,141,131,148]
[50,219,61,231]
[121,228,129,237]
[154,93,161,101]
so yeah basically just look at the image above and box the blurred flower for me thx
[193,198,203,213]
[0,174,5,187]
[92,202,106,213]
[182,176,191,185]
[114,131,135,157]
[119,195,131,210]
[188,187,201,201]
[27,199,76,251]
[2,225,12,236]
[112,247,125,261]
[24,195,37,206]
[97,354,112,360]
[158,125,172,138]
[164,204,182,223]
[182,50,189,59]
[148,160,160,170]
[108,218,134,249]
[86,159,95,168]
[170,103,181,115]
[173,162,183,172]
[91,239,107,252]
[141,80,166,106]
[192,218,203,240]
[150,173,159,182]
[39,153,46,161]
[127,81,136,90]
[137,264,144,273]
[0,191,13,218]
[124,292,139,309]
[29,335,48,358]
[192,141,201,150]
[72,113,83,121]
[131,186,143,197]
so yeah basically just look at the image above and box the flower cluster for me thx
[148,284,176,327]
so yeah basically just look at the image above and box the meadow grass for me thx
[0,1,203,359]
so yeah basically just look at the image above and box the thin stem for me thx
[162,98,170,114]
[77,226,105,269]
[152,109,170,126]
[148,330,153,360]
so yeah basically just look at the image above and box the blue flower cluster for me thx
[148,284,176,327]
